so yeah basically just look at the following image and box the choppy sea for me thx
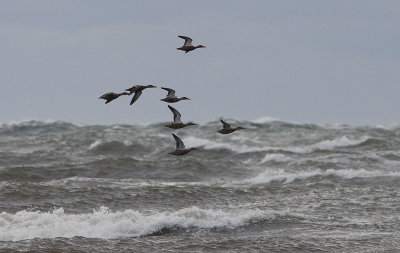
[1,119,400,252]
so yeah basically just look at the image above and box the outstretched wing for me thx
[172,133,185,150]
[220,119,231,129]
[125,86,137,94]
[168,105,182,123]
[178,35,193,47]
[130,90,142,105]
[162,87,176,98]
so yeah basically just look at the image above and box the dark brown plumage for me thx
[168,133,198,156]
[176,35,206,53]
[98,92,129,104]
[165,105,197,129]
[218,120,245,134]
[160,87,190,103]
[125,85,157,105]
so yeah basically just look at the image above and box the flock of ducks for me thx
[99,36,244,156]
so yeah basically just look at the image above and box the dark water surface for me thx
[1,120,400,252]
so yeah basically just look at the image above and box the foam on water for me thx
[375,123,400,130]
[182,136,270,153]
[88,140,102,150]
[1,119,400,251]
[0,119,58,126]
[259,154,291,164]
[0,206,274,241]
[42,177,211,189]
[286,136,370,153]
[238,168,400,185]
[183,136,370,154]
[251,116,281,124]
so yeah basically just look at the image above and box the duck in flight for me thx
[169,133,199,156]
[98,92,129,104]
[160,87,190,103]
[125,85,157,105]
[218,120,245,134]
[177,35,206,53]
[165,105,197,129]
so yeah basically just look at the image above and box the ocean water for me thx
[1,119,400,252]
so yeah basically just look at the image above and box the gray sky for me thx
[1,0,399,125]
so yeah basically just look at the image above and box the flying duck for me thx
[165,105,197,129]
[169,133,198,156]
[218,120,245,134]
[160,87,190,103]
[177,35,206,53]
[98,92,129,104]
[125,85,157,105]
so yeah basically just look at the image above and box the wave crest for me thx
[238,168,400,186]
[0,206,274,241]
[287,136,371,153]
[183,136,372,154]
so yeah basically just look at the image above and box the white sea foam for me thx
[286,136,370,153]
[259,154,291,164]
[0,119,58,126]
[42,177,211,189]
[375,123,400,130]
[89,140,102,149]
[239,168,400,186]
[240,169,321,185]
[123,140,132,146]
[88,139,138,150]
[0,206,273,241]
[251,116,281,124]
[0,181,11,189]
[182,136,273,153]
[182,136,370,154]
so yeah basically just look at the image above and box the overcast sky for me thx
[0,1,399,125]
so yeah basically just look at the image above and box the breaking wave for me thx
[238,168,400,185]
[259,154,291,164]
[286,136,371,153]
[0,206,275,241]
[183,136,372,154]
[251,116,282,124]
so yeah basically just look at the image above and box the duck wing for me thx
[220,120,231,129]
[130,90,142,105]
[162,87,176,98]
[168,105,182,123]
[178,35,193,47]
[125,86,137,94]
[172,133,185,150]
